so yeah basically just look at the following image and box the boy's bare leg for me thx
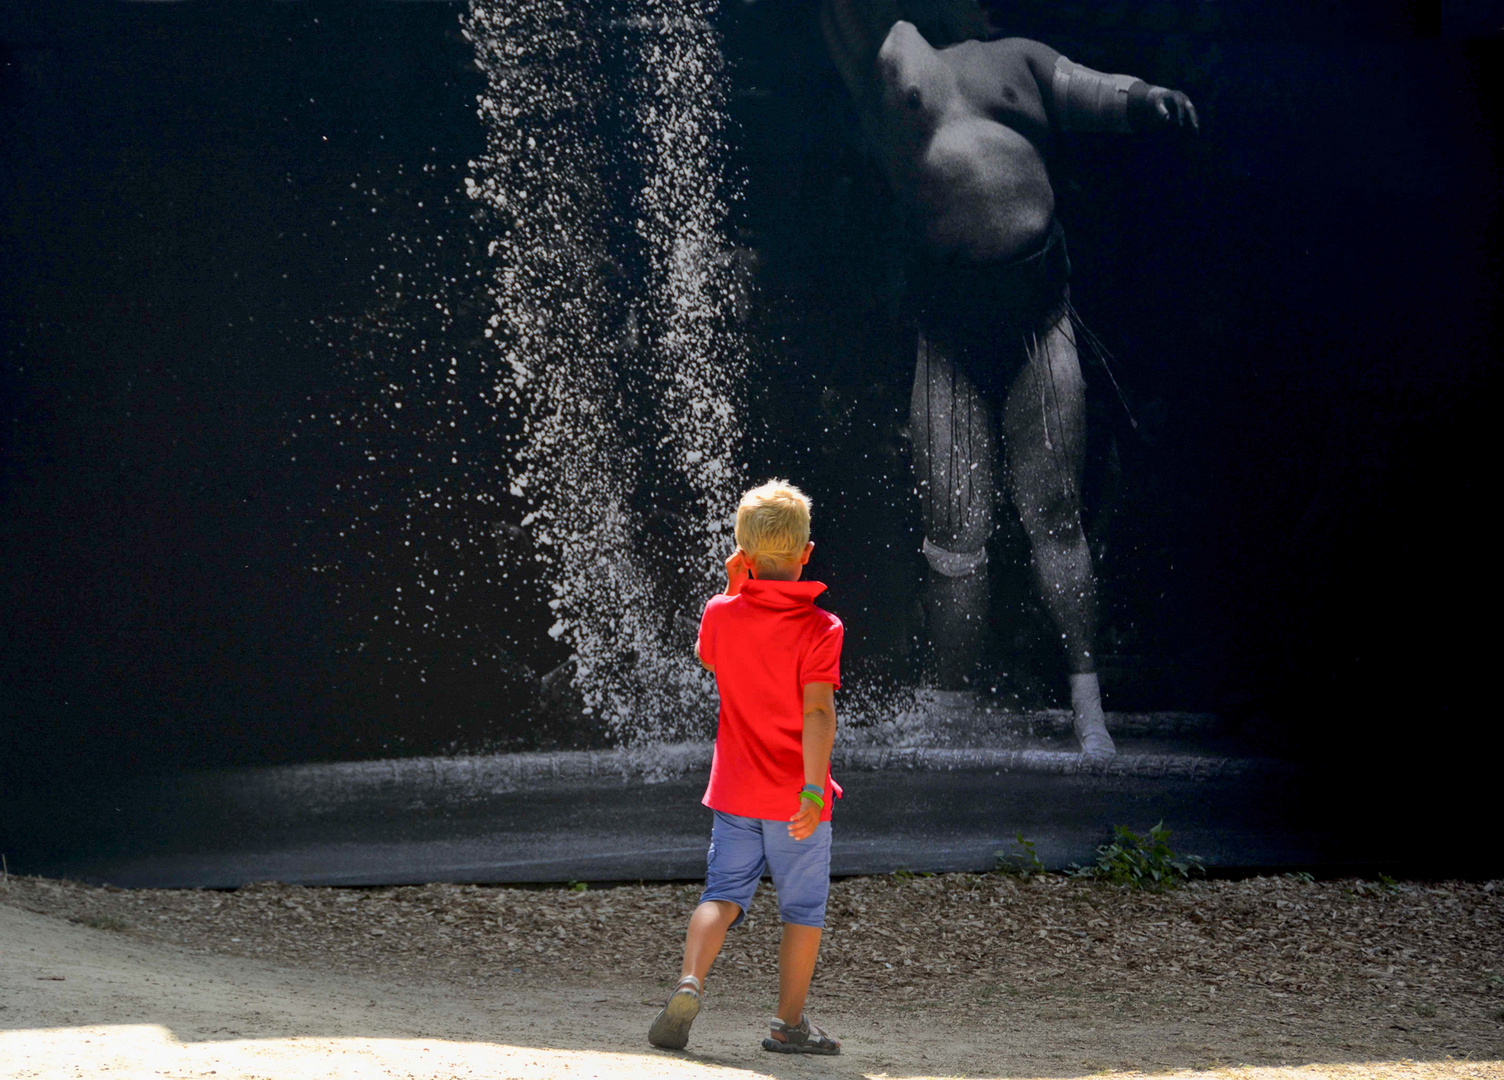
[653,900,738,1049]
[681,900,740,985]
[772,923,823,1029]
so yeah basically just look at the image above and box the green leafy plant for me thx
[566,879,589,892]
[1072,822,1203,892]
[995,831,1046,879]
[1349,874,1400,898]
[890,867,934,882]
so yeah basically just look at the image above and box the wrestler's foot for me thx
[1069,672,1116,762]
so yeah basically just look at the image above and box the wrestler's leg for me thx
[911,330,994,692]
[1002,314,1115,758]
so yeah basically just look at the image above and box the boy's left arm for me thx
[789,681,836,841]
[697,557,749,672]
[723,549,751,597]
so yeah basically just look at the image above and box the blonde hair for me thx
[735,479,812,572]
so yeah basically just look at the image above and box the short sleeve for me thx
[697,595,722,668]
[798,616,843,689]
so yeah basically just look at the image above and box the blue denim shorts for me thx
[700,810,833,928]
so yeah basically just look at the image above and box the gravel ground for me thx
[3,871,1502,1077]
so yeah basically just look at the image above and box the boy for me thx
[648,479,844,1055]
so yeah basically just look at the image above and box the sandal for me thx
[648,975,702,1050]
[762,1013,841,1055]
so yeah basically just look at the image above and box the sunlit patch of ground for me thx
[5,1025,758,1080]
[2,1024,1499,1080]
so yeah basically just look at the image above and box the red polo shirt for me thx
[698,579,843,821]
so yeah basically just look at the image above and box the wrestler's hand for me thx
[1147,87,1199,133]
[724,549,751,596]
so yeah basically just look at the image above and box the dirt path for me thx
[3,874,1501,1079]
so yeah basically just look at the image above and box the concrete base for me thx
[2,715,1323,888]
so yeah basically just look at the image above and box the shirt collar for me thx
[738,579,827,608]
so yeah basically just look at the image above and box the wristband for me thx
[798,789,825,809]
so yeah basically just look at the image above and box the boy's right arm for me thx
[789,681,836,841]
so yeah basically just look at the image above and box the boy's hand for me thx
[788,799,820,841]
[724,549,751,596]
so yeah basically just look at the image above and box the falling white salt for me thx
[460,0,748,742]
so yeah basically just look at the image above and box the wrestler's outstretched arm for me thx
[1016,38,1199,135]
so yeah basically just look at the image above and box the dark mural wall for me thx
[1,1,1499,854]
[2,3,491,775]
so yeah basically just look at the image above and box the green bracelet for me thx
[798,789,825,809]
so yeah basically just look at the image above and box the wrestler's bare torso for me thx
[869,23,1063,263]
